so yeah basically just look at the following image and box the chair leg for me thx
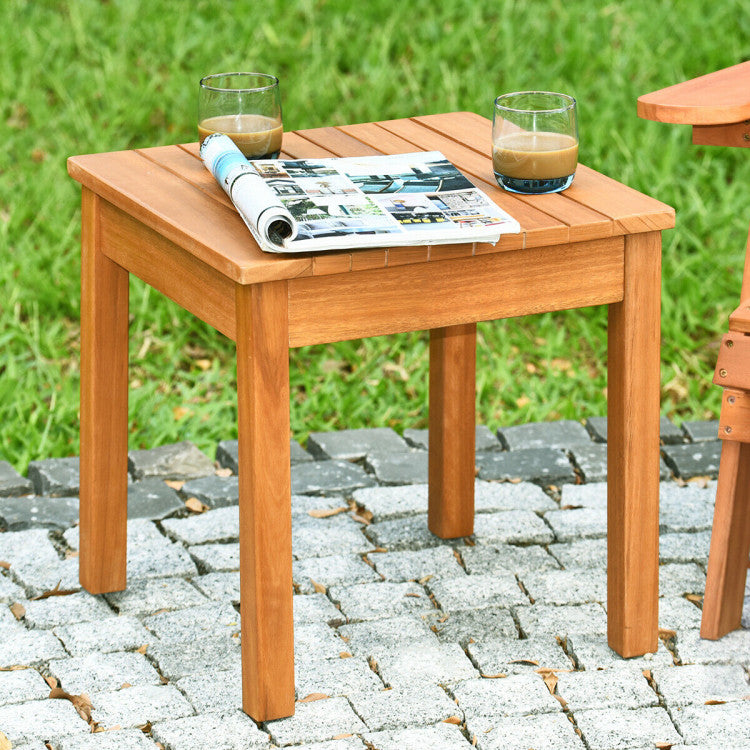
[701,439,750,639]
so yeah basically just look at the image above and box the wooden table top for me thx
[68,111,674,284]
[638,61,750,126]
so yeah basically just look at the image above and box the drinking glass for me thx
[198,72,282,159]
[492,91,578,194]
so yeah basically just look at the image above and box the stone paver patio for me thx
[0,418,748,749]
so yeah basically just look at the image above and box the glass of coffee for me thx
[198,72,282,160]
[492,91,578,194]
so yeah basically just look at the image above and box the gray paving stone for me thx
[264,695,367,746]
[474,480,557,512]
[499,420,591,450]
[295,740,367,750]
[682,419,720,443]
[294,593,346,627]
[461,544,559,575]
[127,479,184,519]
[151,709,271,749]
[191,571,240,604]
[425,606,518,646]
[659,596,703,630]
[584,416,609,442]
[27,457,80,496]
[10,556,81,598]
[659,482,715,532]
[0,528,59,568]
[90,684,194,730]
[660,530,712,564]
[403,425,501,453]
[520,568,607,605]
[0,570,24,602]
[516,602,608,637]
[23,591,111,628]
[675,628,750,665]
[0,698,88,744]
[307,428,408,461]
[370,546,465,582]
[338,615,439,658]
[105,577,208,616]
[143,602,240,642]
[651,663,749,707]
[175,665,240,713]
[573,706,682,749]
[0,667,49,705]
[295,655,382,697]
[363,723,471,750]
[216,438,313,473]
[57,730,159,750]
[659,562,706,597]
[566,633,675,671]
[475,447,576,485]
[148,635,241,680]
[374,642,478,687]
[0,460,32,496]
[161,506,239,545]
[292,460,377,495]
[293,515,371,559]
[295,622,349,661]
[188,542,239,572]
[49,651,161,694]
[671,701,750,744]
[559,482,607,508]
[555,667,658,710]
[568,443,608,482]
[63,518,166,550]
[0,495,79,531]
[429,573,528,611]
[472,510,554,545]
[453,673,560,718]
[179,475,239,509]
[466,711,584,750]
[292,494,352,518]
[548,538,607,569]
[662,440,722,479]
[0,627,66,666]
[466,634,573,675]
[544,506,607,541]
[329,581,435,622]
[128,441,215,480]
[348,684,460,731]
[54,615,153,655]
[294,553,380,593]
[586,415,684,444]
[365,514,453,551]
[365,451,428,485]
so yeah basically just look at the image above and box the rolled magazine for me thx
[200,133,298,249]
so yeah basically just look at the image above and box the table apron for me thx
[287,236,625,346]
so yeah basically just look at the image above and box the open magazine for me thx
[200,133,520,254]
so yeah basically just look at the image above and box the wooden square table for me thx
[68,111,675,721]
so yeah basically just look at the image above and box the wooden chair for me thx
[638,62,750,639]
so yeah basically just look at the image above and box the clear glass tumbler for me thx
[492,91,578,194]
[198,72,282,160]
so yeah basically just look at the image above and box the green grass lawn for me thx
[1,0,749,470]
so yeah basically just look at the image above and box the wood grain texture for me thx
[236,280,295,720]
[713,335,750,390]
[692,121,750,149]
[606,231,662,657]
[717,389,750,443]
[428,324,476,538]
[637,61,750,125]
[287,236,624,347]
[79,188,129,594]
[701,440,750,638]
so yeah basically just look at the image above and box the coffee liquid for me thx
[493,131,578,194]
[198,114,283,160]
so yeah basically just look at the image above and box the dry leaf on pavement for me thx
[49,686,94,723]
[308,507,349,518]
[184,497,208,513]
[299,693,329,702]
[10,602,25,620]
[0,731,11,750]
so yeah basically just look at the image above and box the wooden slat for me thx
[279,131,343,159]
[637,61,750,125]
[288,236,624,347]
[415,111,674,235]
[717,388,750,442]
[713,334,750,389]
[387,246,429,266]
[693,121,750,149]
[338,121,426,154]
[99,199,237,340]
[68,150,313,284]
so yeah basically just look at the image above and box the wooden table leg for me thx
[428,323,477,538]
[236,280,295,721]
[79,188,129,594]
[607,230,662,657]
[701,439,750,638]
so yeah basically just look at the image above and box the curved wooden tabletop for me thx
[638,61,750,125]
[68,112,674,284]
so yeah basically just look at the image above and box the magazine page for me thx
[202,140,520,254]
